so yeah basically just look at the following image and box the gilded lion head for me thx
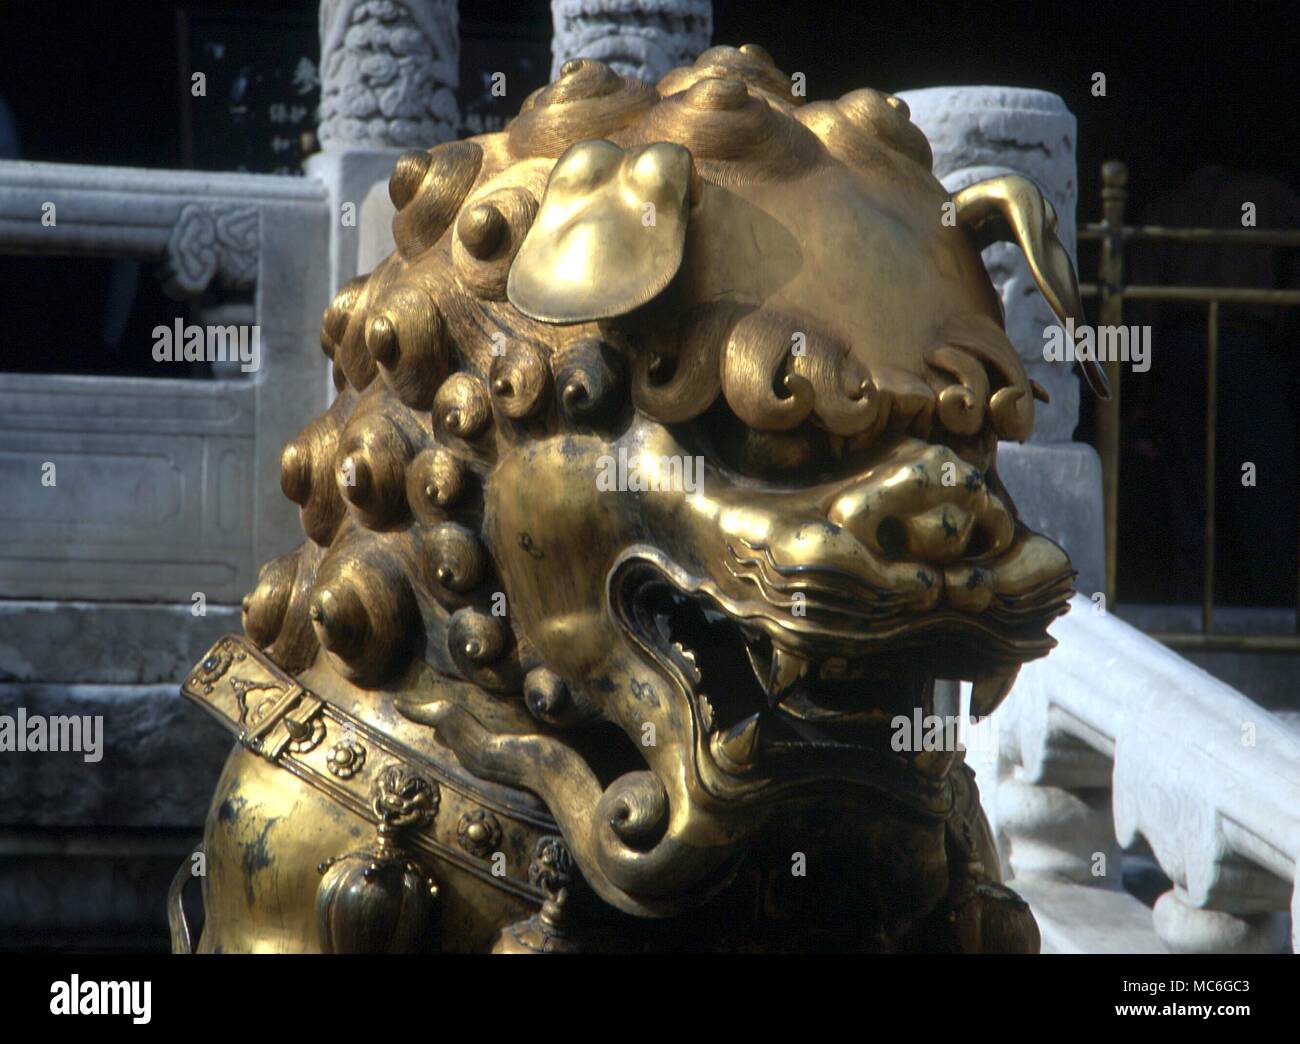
[244,45,1099,918]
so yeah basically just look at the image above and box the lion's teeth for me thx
[743,642,769,690]
[767,648,810,702]
[969,664,1020,717]
[710,713,762,772]
[671,640,702,683]
[698,693,716,732]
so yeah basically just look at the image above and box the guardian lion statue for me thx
[171,44,1105,954]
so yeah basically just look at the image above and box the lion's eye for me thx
[684,402,829,483]
[732,428,821,476]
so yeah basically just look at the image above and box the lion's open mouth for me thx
[609,546,1069,801]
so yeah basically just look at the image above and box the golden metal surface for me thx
[179,45,1100,952]
[1097,160,1127,608]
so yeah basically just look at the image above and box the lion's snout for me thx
[823,441,1015,568]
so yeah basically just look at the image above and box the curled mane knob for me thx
[490,342,550,420]
[523,666,597,727]
[323,274,386,391]
[795,88,934,172]
[630,302,737,424]
[427,522,487,593]
[656,44,804,106]
[279,438,313,507]
[321,276,365,355]
[598,772,670,851]
[365,284,446,410]
[309,545,418,686]
[448,608,505,665]
[452,187,538,300]
[553,338,625,425]
[335,408,420,529]
[321,276,371,391]
[638,79,823,183]
[507,59,656,158]
[456,201,507,260]
[280,401,350,546]
[523,667,568,723]
[787,323,883,436]
[242,550,298,647]
[447,608,519,693]
[434,373,492,440]
[391,141,484,260]
[406,446,466,518]
[684,76,750,112]
[927,345,989,437]
[720,310,816,431]
[388,150,430,210]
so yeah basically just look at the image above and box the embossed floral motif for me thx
[456,809,502,858]
[286,716,327,754]
[326,739,367,779]
[164,204,258,296]
[193,640,248,694]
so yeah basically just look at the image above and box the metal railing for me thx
[1078,160,1300,653]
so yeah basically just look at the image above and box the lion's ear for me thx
[952,174,1110,400]
[507,139,693,324]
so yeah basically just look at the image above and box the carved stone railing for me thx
[0,160,331,949]
[970,596,1298,953]
[0,160,330,653]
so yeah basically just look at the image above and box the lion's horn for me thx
[951,174,1110,400]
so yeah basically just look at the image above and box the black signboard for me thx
[178,8,320,175]
[459,19,550,137]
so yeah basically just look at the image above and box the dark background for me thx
[0,0,1293,213]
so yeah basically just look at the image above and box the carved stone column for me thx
[550,0,712,83]
[897,86,1104,600]
[318,0,459,150]
[309,0,461,312]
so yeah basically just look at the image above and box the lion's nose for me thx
[824,443,1014,566]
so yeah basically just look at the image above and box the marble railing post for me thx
[1001,598,1299,953]
[1152,888,1289,955]
[897,88,1105,601]
[308,0,461,308]
[996,732,1123,891]
[550,0,712,83]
